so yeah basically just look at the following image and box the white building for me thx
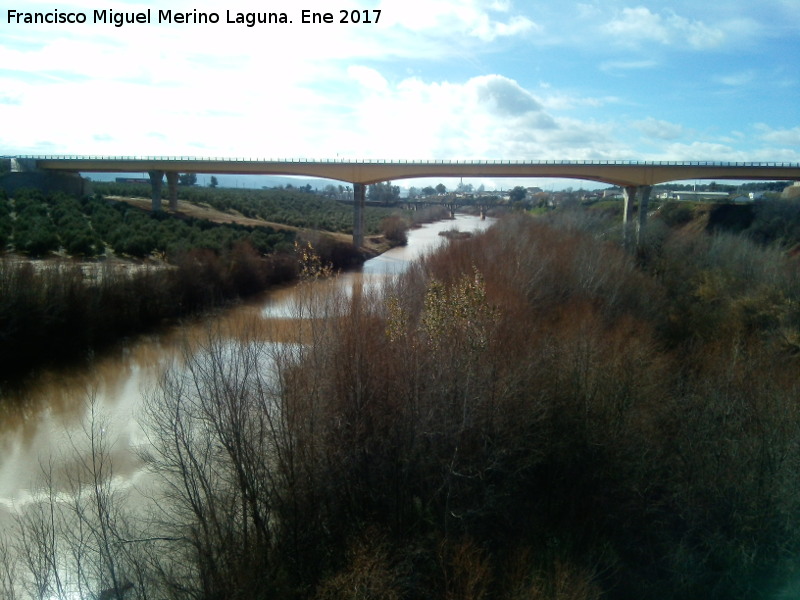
[669,191,731,201]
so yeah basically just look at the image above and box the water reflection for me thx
[263,214,494,318]
[0,215,494,520]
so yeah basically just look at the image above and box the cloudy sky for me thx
[2,0,799,175]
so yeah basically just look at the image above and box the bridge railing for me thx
[11,155,800,168]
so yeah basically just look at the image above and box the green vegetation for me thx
[655,199,695,227]
[0,189,373,383]
[0,189,296,259]
[12,191,61,257]
[92,181,401,235]
[508,184,527,203]
[653,198,800,248]
[0,190,11,249]
[368,181,401,203]
[748,198,800,246]
[178,172,197,186]
[3,206,800,600]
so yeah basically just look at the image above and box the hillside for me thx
[652,198,800,251]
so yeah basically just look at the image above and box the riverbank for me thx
[0,248,289,388]
[0,232,372,389]
[0,187,413,386]
[0,214,494,530]
[4,210,798,599]
[0,190,471,387]
[107,194,398,257]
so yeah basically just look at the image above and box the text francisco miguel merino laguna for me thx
[7,8,383,27]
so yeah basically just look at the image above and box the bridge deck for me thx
[12,156,800,187]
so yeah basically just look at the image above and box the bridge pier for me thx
[353,183,365,247]
[622,185,654,249]
[636,185,652,247]
[148,170,164,211]
[166,171,179,211]
[622,186,636,247]
[10,158,38,172]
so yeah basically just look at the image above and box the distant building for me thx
[669,191,731,201]
[115,177,150,184]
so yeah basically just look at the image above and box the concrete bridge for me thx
[7,156,800,247]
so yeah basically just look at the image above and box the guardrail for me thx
[11,155,800,168]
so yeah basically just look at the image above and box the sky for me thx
[1,0,800,189]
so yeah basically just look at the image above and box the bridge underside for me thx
[11,157,800,248]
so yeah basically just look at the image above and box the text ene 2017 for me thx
[301,9,381,24]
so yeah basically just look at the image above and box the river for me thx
[0,214,494,527]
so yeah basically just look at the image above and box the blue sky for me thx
[1,0,799,188]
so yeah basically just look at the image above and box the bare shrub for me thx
[7,209,797,600]
[503,547,603,600]
[0,534,18,600]
[141,330,287,599]
[315,530,402,600]
[438,537,493,600]
[380,215,409,247]
[5,397,158,600]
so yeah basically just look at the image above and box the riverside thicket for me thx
[2,209,800,600]
[0,189,372,384]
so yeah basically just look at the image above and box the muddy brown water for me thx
[0,215,494,525]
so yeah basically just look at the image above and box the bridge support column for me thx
[622,186,637,248]
[166,171,179,211]
[148,170,164,211]
[10,158,38,172]
[353,183,365,247]
[636,185,653,248]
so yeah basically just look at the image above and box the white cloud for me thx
[327,74,626,160]
[378,0,537,43]
[715,71,757,86]
[537,92,620,112]
[600,60,659,73]
[634,117,686,140]
[473,75,547,117]
[602,6,725,49]
[347,66,390,93]
[755,124,800,147]
[658,141,743,161]
[652,139,800,163]
[469,14,536,40]
[603,7,667,42]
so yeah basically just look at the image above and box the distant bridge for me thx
[6,156,800,247]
